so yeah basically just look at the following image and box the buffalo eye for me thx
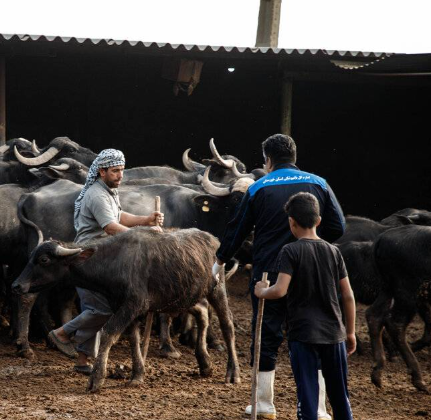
[38,255,51,266]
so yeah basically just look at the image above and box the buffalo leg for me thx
[87,301,145,393]
[15,292,39,359]
[188,300,212,377]
[179,313,197,348]
[384,298,428,392]
[207,282,241,384]
[206,304,225,352]
[365,291,392,388]
[127,319,146,386]
[410,300,431,352]
[159,313,181,359]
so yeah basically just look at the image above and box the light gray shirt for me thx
[74,179,122,244]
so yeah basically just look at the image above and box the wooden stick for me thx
[141,196,161,368]
[251,272,269,420]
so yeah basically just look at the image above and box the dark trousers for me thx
[250,272,287,371]
[288,340,353,420]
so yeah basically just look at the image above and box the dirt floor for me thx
[0,272,430,420]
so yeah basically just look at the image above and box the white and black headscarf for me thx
[74,149,125,229]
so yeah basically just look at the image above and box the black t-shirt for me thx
[276,238,348,344]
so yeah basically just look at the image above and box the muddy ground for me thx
[0,273,430,420]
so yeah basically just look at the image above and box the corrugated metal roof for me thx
[0,33,391,59]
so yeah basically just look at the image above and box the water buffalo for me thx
[366,225,431,393]
[380,208,431,227]
[12,228,241,392]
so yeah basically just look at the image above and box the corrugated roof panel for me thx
[0,33,390,59]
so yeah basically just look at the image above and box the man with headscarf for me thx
[48,149,164,374]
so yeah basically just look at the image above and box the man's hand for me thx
[254,280,269,299]
[147,211,164,227]
[150,226,163,233]
[212,261,224,281]
[346,333,357,356]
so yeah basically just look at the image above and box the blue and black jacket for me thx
[216,163,346,278]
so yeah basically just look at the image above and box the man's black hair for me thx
[284,192,320,229]
[262,134,297,166]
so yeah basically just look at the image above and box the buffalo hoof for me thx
[199,366,213,377]
[225,368,241,384]
[17,348,35,360]
[160,347,181,359]
[208,341,225,352]
[371,370,382,388]
[87,376,104,394]
[413,380,429,394]
[127,378,144,388]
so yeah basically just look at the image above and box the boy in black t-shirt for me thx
[255,192,356,420]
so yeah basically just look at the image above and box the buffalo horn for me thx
[225,259,239,281]
[48,163,70,171]
[182,148,205,172]
[231,162,255,179]
[201,167,230,196]
[209,138,235,169]
[31,140,41,155]
[14,146,60,166]
[55,245,82,257]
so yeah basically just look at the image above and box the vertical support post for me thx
[0,56,6,145]
[280,73,293,136]
[255,0,283,48]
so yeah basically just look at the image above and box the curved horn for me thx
[31,140,41,155]
[201,167,230,196]
[55,245,82,257]
[17,137,32,145]
[14,146,60,166]
[231,162,255,179]
[48,163,70,171]
[209,138,235,169]
[0,144,10,153]
[182,148,205,172]
[225,259,239,281]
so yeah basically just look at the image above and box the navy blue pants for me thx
[250,272,287,371]
[288,341,353,420]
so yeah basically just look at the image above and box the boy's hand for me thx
[346,333,356,356]
[254,280,269,298]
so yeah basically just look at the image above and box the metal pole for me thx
[0,56,6,145]
[255,0,283,48]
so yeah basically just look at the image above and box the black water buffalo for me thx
[381,208,431,227]
[14,137,97,168]
[336,216,390,244]
[366,225,431,393]
[12,228,241,392]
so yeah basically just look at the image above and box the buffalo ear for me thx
[193,195,220,213]
[395,215,414,225]
[71,248,95,264]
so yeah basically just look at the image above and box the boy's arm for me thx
[340,276,356,356]
[255,272,291,300]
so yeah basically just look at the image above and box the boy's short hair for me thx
[284,192,320,229]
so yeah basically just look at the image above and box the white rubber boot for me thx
[318,370,332,420]
[245,370,276,419]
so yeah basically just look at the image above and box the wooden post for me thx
[141,196,161,369]
[255,0,283,48]
[281,73,293,136]
[251,272,270,420]
[0,56,6,145]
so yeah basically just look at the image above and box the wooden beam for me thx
[0,56,5,145]
[280,73,293,136]
[255,0,283,48]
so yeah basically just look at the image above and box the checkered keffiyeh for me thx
[74,149,125,229]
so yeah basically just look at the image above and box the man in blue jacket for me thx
[212,134,345,419]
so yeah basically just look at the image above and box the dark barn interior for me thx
[1,36,431,220]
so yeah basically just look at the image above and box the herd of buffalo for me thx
[0,136,430,393]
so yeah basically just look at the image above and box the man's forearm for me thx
[104,222,129,235]
[120,212,151,227]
